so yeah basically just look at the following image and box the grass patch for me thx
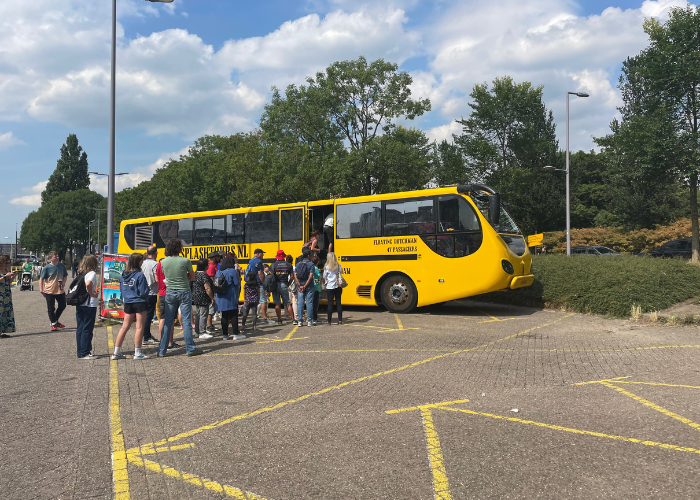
[473,255,700,318]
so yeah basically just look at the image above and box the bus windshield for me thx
[470,193,521,235]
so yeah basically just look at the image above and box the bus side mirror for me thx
[489,193,501,226]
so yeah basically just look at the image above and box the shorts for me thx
[272,283,290,306]
[156,295,165,320]
[259,285,268,304]
[124,302,148,314]
[209,302,216,315]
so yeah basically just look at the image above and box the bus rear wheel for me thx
[380,274,418,314]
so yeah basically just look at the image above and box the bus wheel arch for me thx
[377,272,418,314]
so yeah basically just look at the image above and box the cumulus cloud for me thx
[0,131,26,150]
[9,181,47,207]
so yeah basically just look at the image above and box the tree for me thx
[432,140,469,187]
[605,6,700,260]
[454,77,560,234]
[41,134,90,205]
[21,190,105,259]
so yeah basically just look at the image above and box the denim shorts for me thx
[259,285,268,304]
[272,283,290,306]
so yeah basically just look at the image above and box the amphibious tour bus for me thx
[117,184,534,313]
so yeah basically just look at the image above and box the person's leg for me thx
[46,294,57,325]
[305,288,314,325]
[159,291,177,356]
[231,307,239,334]
[326,289,334,323]
[114,313,135,356]
[75,306,86,357]
[178,290,197,353]
[134,310,146,349]
[193,305,202,336]
[336,288,343,322]
[85,307,96,355]
[220,310,229,337]
[251,304,258,329]
[259,285,268,320]
[198,305,209,336]
[290,291,298,321]
[313,291,319,322]
[240,303,249,327]
[144,295,157,340]
[55,293,66,323]
[297,291,305,325]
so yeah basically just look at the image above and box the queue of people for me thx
[0,236,345,358]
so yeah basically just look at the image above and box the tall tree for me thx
[604,6,700,260]
[454,77,560,234]
[41,134,90,205]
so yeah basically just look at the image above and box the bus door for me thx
[279,206,306,260]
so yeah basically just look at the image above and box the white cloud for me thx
[9,180,47,207]
[425,120,462,144]
[0,131,26,150]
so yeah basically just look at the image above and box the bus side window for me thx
[281,209,304,241]
[337,202,381,239]
[226,214,244,244]
[384,198,436,236]
[194,218,213,246]
[178,218,193,246]
[438,196,480,233]
[160,220,178,244]
[246,211,278,243]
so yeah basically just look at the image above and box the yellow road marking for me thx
[422,408,452,500]
[394,314,404,330]
[126,454,267,499]
[284,325,299,341]
[202,348,452,357]
[600,382,700,432]
[573,376,631,386]
[477,309,500,321]
[438,407,700,455]
[131,314,573,456]
[108,326,130,500]
[386,399,470,414]
[139,443,195,455]
[612,381,700,390]
[478,318,516,324]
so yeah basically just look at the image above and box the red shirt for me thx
[155,261,167,296]
[206,261,218,278]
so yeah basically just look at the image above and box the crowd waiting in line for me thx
[0,238,346,360]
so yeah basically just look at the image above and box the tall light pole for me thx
[106,0,174,253]
[544,91,589,256]
[92,208,107,254]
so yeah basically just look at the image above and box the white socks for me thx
[113,346,122,356]
[134,348,143,356]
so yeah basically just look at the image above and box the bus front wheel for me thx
[380,274,418,314]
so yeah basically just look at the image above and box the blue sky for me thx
[0,0,688,245]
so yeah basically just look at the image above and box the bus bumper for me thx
[510,274,534,289]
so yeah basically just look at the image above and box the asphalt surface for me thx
[2,286,700,499]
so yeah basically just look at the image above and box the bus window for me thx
[212,217,226,244]
[281,209,303,241]
[178,218,193,246]
[160,220,178,244]
[438,196,480,233]
[194,218,213,245]
[384,198,435,236]
[337,202,381,239]
[246,211,278,243]
[226,214,244,244]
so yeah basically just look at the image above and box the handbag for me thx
[337,271,348,289]
[211,271,229,294]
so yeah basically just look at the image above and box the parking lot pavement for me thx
[3,291,700,499]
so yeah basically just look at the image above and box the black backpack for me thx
[295,260,312,283]
[211,271,229,295]
[263,272,276,293]
[66,273,90,306]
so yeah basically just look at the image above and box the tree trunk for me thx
[691,174,699,263]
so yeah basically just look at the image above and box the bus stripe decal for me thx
[341,255,418,262]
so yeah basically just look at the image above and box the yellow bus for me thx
[117,183,534,313]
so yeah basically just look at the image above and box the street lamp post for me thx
[544,91,589,256]
[105,0,174,253]
[92,208,107,254]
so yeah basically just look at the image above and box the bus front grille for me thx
[356,286,372,299]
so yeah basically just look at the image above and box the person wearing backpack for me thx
[75,254,100,359]
[215,256,244,340]
[112,253,150,360]
[240,268,260,331]
[294,248,315,327]
[269,250,294,325]
[191,259,215,339]
[323,252,344,325]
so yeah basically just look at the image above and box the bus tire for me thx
[380,274,418,314]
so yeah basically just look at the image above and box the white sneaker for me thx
[133,353,149,360]
[232,334,246,340]
[111,353,125,360]
[199,333,214,339]
[80,354,98,360]
[307,320,313,327]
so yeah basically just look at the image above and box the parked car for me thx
[571,246,621,256]
[638,238,691,258]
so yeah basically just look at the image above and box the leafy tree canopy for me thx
[41,134,90,205]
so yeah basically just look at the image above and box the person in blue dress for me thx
[215,256,244,340]
[0,255,17,337]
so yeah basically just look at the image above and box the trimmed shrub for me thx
[472,255,700,317]
[541,219,693,254]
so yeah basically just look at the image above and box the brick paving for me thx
[2,290,700,499]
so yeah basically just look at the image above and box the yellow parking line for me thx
[573,376,631,386]
[600,382,700,432]
[108,326,130,500]
[612,381,700,390]
[394,314,404,330]
[477,318,516,324]
[439,407,700,455]
[422,408,452,500]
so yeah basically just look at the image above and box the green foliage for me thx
[21,190,105,258]
[41,134,90,205]
[474,255,700,317]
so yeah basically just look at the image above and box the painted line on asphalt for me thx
[612,380,700,390]
[130,313,573,457]
[477,318,516,324]
[573,376,631,386]
[600,382,700,432]
[254,325,309,344]
[394,314,404,330]
[438,406,700,456]
[126,454,268,500]
[202,348,453,357]
[108,326,130,500]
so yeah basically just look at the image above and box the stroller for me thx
[20,271,33,291]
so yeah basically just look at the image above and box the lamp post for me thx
[544,91,589,256]
[88,220,96,255]
[105,0,174,254]
[92,208,107,254]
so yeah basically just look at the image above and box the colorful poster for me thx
[101,253,128,319]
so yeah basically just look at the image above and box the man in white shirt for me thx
[141,246,160,344]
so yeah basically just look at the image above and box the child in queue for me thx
[112,253,150,360]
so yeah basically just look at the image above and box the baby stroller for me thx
[20,271,33,291]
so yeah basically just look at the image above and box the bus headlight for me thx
[501,259,514,274]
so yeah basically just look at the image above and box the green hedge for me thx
[472,255,700,317]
